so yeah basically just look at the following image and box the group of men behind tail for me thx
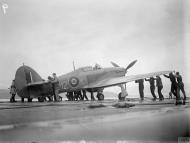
[10,73,61,102]
[135,72,186,105]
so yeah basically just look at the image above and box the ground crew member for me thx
[67,92,74,101]
[66,92,70,101]
[176,72,186,104]
[135,79,144,100]
[156,76,164,101]
[164,72,178,97]
[82,90,88,101]
[145,77,157,100]
[74,91,81,101]
[164,72,181,104]
[52,73,60,102]
[90,92,96,101]
[47,76,54,102]
[10,80,17,102]
[77,90,83,101]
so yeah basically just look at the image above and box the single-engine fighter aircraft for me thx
[13,60,171,102]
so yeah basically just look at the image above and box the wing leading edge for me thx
[83,71,172,89]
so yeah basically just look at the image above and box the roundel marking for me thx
[69,77,79,87]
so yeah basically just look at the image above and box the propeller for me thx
[125,60,137,72]
[110,60,137,90]
[110,60,137,72]
[110,61,120,67]
[125,60,137,89]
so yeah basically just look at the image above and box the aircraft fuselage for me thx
[58,67,126,93]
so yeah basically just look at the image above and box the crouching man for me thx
[10,80,17,102]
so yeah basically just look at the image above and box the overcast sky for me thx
[0,0,189,89]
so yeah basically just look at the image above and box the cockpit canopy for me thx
[78,64,102,72]
[78,66,93,72]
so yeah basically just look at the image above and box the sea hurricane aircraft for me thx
[13,60,171,102]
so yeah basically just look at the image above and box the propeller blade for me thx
[110,61,120,67]
[125,60,137,71]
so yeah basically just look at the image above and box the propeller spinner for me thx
[110,60,137,90]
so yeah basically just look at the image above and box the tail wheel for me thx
[97,93,104,101]
[118,92,125,101]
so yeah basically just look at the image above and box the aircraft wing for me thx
[84,71,172,89]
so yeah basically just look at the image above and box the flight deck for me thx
[0,97,189,142]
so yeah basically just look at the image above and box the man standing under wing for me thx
[145,77,157,101]
[176,72,186,105]
[52,73,60,102]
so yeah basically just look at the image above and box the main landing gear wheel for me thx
[97,93,104,101]
[118,92,125,101]
[38,97,45,102]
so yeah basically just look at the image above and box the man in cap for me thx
[156,76,164,101]
[164,72,181,104]
[52,73,60,102]
[135,79,144,101]
[145,77,157,101]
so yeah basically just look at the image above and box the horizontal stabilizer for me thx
[27,81,49,86]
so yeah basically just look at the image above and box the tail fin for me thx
[14,65,43,97]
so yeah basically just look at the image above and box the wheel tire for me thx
[118,92,125,101]
[97,93,104,101]
[21,98,24,102]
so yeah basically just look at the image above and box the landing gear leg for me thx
[118,84,128,101]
